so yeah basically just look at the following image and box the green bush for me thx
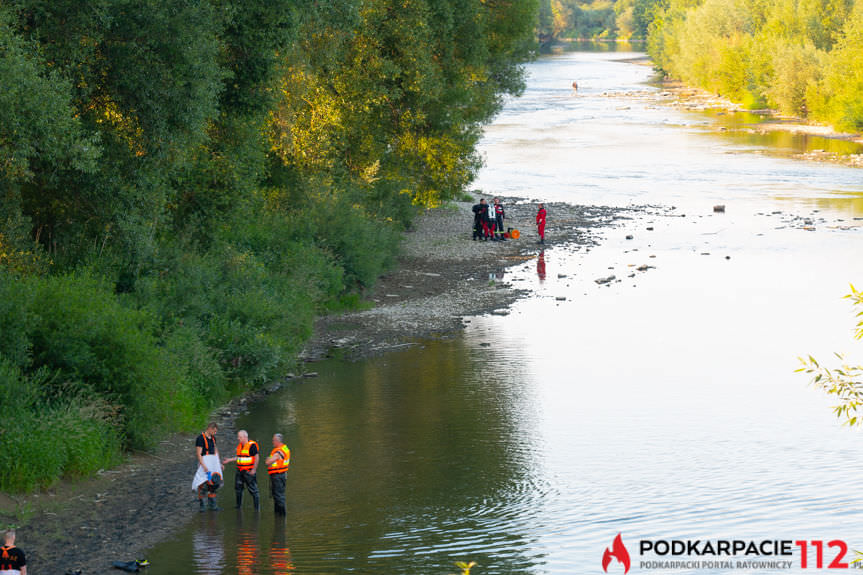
[647,0,863,131]
[11,272,199,449]
[0,360,121,492]
[310,197,401,290]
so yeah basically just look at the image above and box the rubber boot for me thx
[253,493,260,511]
[208,496,221,511]
[236,490,243,509]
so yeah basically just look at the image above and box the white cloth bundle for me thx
[191,454,222,491]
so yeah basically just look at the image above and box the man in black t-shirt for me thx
[195,422,222,511]
[0,529,26,575]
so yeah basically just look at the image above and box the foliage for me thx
[797,285,863,426]
[0,360,122,492]
[0,0,538,491]
[645,0,863,130]
[540,0,621,39]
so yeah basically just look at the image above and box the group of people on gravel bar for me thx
[472,198,547,245]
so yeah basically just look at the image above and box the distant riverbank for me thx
[598,74,863,168]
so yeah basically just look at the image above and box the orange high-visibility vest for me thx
[268,445,290,475]
[236,440,258,472]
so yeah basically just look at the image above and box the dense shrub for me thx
[0,360,121,492]
[647,0,863,130]
[0,0,538,492]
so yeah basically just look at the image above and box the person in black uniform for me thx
[471,200,483,240]
[195,422,222,511]
[0,530,26,575]
[492,197,506,241]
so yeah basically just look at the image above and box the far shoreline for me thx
[547,43,863,165]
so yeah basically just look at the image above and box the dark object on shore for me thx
[625,235,633,240]
[713,205,726,213]
[646,227,654,231]
[112,558,150,571]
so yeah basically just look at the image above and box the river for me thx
[146,48,863,574]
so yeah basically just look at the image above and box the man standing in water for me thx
[0,530,26,575]
[195,422,222,511]
[265,433,291,516]
[536,203,547,245]
[223,429,260,510]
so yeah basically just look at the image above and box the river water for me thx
[147,49,863,574]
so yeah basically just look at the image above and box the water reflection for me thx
[192,514,225,575]
[773,191,863,216]
[705,110,863,156]
[235,512,258,575]
[269,522,294,574]
[536,251,546,281]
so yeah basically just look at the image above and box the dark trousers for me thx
[270,472,287,516]
[235,470,260,509]
[494,216,504,236]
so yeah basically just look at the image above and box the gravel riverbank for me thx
[302,196,637,360]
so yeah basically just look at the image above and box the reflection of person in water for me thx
[537,251,546,281]
[235,510,259,575]
[270,520,295,574]
[192,513,225,575]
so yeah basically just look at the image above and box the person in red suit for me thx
[536,203,546,245]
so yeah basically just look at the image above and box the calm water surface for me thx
[147,51,863,574]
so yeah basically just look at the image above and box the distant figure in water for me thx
[572,81,578,92]
[536,203,547,245]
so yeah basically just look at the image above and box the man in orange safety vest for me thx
[222,429,260,511]
[265,433,291,516]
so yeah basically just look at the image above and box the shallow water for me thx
[147,50,863,574]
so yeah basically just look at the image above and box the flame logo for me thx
[602,533,631,574]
